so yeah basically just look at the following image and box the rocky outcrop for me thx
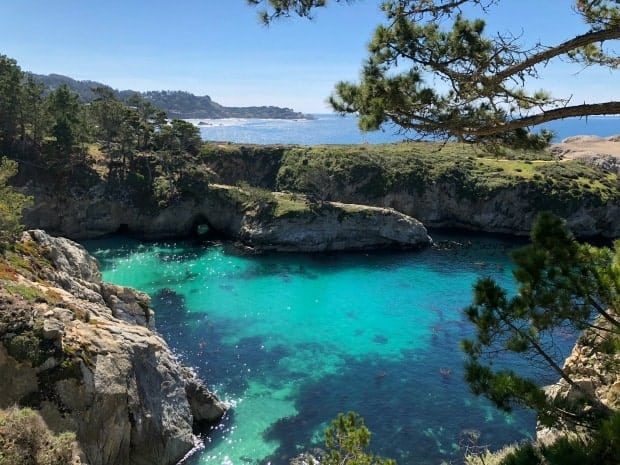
[551,135,620,175]
[17,140,620,242]
[21,183,431,251]
[201,144,620,239]
[0,230,226,465]
[536,314,620,445]
[240,199,431,252]
[377,183,620,238]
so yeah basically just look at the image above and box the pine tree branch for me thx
[489,27,620,84]
[457,101,620,137]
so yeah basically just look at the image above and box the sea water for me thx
[192,113,619,145]
[82,114,607,464]
[84,234,579,465]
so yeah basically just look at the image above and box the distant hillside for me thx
[32,73,311,120]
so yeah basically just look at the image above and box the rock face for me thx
[21,183,431,250]
[0,230,226,465]
[377,183,620,238]
[202,145,620,239]
[536,314,620,445]
[240,200,431,252]
[17,141,619,242]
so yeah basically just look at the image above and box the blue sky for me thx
[1,1,617,113]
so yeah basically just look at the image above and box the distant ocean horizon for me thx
[191,113,620,146]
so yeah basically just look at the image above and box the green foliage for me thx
[496,412,620,465]
[46,84,84,158]
[4,283,49,303]
[0,55,22,150]
[272,144,618,205]
[250,1,619,147]
[153,119,202,156]
[0,406,77,465]
[463,212,619,426]
[5,332,43,365]
[323,412,396,465]
[0,157,33,249]
[152,175,179,208]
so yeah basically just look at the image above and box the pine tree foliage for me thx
[249,0,620,148]
[0,157,33,249]
[462,212,619,427]
[323,412,396,465]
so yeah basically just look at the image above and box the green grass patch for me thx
[272,192,310,218]
[4,283,49,303]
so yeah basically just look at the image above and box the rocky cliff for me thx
[21,182,431,250]
[201,142,620,239]
[15,140,620,244]
[0,230,226,465]
[537,315,620,445]
[238,195,431,252]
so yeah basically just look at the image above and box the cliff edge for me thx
[0,230,226,465]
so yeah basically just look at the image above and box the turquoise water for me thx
[85,235,572,465]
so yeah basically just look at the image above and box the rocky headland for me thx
[199,140,620,239]
[13,138,619,245]
[20,180,431,251]
[0,230,226,465]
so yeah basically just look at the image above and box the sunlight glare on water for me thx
[86,235,549,465]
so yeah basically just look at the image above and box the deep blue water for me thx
[191,113,620,145]
[84,235,580,465]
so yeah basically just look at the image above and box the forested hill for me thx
[31,73,310,120]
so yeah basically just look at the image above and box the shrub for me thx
[0,406,78,465]
[0,158,33,250]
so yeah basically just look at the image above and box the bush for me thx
[0,158,33,250]
[0,406,78,465]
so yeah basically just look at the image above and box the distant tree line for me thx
[0,54,202,171]
[31,73,309,120]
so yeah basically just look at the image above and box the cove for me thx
[84,233,573,465]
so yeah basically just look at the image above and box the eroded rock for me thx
[0,231,227,465]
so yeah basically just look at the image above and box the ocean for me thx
[191,113,620,145]
[84,234,576,465]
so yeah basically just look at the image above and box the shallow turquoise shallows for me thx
[84,234,573,465]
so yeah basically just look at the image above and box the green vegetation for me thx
[272,144,619,207]
[462,212,619,463]
[0,157,33,250]
[323,412,396,465]
[0,406,77,465]
[4,283,49,304]
[487,411,620,465]
[32,73,308,120]
[5,331,43,365]
[250,1,619,148]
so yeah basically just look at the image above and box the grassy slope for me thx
[273,143,618,202]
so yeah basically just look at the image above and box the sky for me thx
[0,1,617,114]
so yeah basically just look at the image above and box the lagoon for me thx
[84,233,577,465]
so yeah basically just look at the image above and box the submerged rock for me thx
[0,230,226,465]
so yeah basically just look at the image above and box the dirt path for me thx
[549,135,620,173]
[551,135,620,160]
